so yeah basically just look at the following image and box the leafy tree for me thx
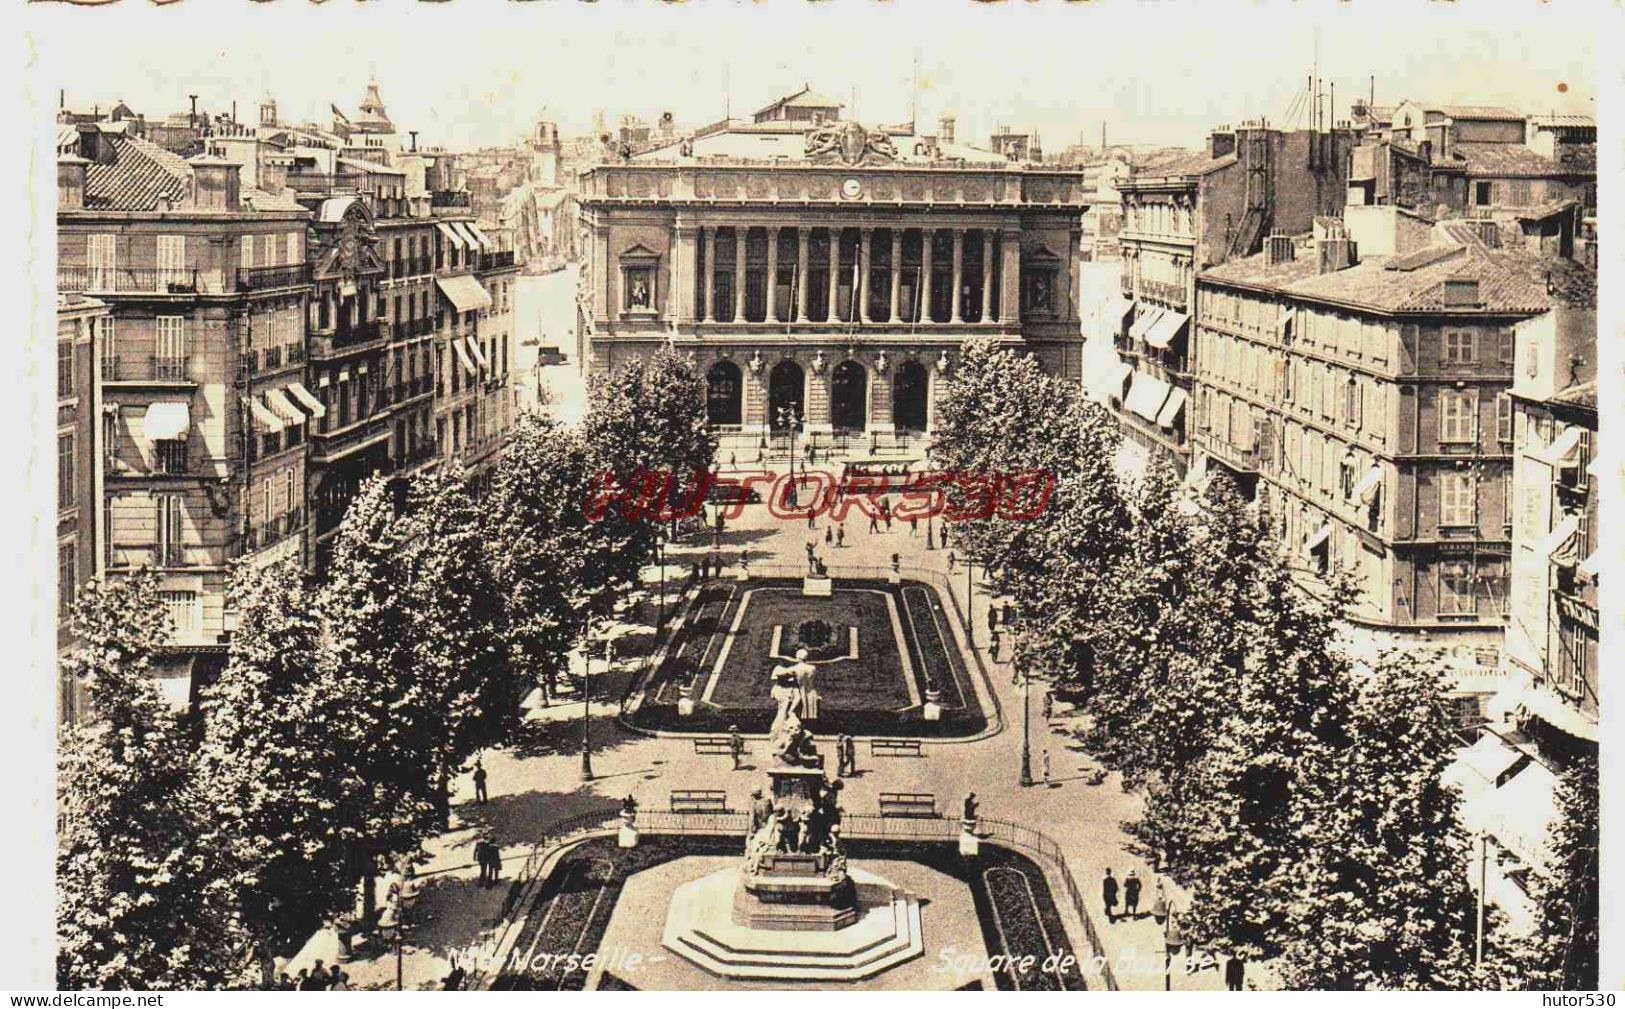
[315,479,441,874]
[397,466,519,820]
[58,572,248,989]
[1522,753,1599,989]
[196,559,363,975]
[581,346,717,529]
[1171,564,1358,963]
[487,413,638,703]
[1277,650,1483,989]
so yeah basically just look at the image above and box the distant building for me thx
[1112,122,1359,472]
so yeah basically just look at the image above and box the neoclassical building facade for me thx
[575,105,1089,452]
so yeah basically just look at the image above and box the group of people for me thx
[274,962,351,991]
[1100,869,1246,990]
[472,837,503,886]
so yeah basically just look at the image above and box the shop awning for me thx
[452,338,478,376]
[1442,731,1528,794]
[1276,306,1297,336]
[1303,522,1333,554]
[1124,372,1171,422]
[466,222,495,251]
[1350,465,1383,503]
[1144,310,1189,349]
[1155,386,1187,429]
[1578,550,1600,579]
[265,387,305,426]
[287,382,327,420]
[436,274,493,314]
[1536,426,1584,466]
[1127,307,1164,344]
[143,402,191,441]
[1479,759,1564,862]
[1105,360,1133,395]
[436,221,469,252]
[1538,514,1579,559]
[466,336,490,370]
[454,222,484,252]
[245,396,283,434]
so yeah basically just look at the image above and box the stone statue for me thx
[748,789,774,835]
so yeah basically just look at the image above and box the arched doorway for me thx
[706,360,743,427]
[769,359,805,430]
[830,360,868,432]
[893,360,930,433]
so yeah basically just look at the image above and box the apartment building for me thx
[57,124,315,667]
[1191,208,1594,634]
[1113,122,1357,472]
[56,294,110,723]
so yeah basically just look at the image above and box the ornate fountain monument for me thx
[662,657,924,981]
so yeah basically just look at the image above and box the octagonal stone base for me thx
[663,866,923,982]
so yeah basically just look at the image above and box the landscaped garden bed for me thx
[490,836,1086,991]
[627,578,987,739]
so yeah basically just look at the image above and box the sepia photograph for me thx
[5,0,1615,994]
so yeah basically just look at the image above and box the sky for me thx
[25,0,1606,153]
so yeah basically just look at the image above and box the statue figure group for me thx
[768,649,821,764]
[744,779,844,871]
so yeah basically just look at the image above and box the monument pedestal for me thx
[677,695,696,717]
[958,819,980,857]
[803,577,833,597]
[923,689,943,722]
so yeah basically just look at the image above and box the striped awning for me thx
[1350,465,1383,503]
[287,382,327,420]
[1155,386,1187,429]
[1539,514,1579,561]
[436,221,469,252]
[465,222,495,251]
[1124,372,1171,422]
[1303,522,1333,554]
[1127,308,1164,343]
[1144,311,1189,349]
[437,274,493,314]
[452,338,478,376]
[1536,426,1583,466]
[143,402,191,441]
[245,396,283,434]
[466,336,490,370]
[265,387,305,426]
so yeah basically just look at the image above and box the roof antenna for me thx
[723,63,731,120]
[910,48,921,133]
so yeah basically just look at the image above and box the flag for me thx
[330,103,349,123]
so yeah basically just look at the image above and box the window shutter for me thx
[1499,330,1514,365]
[1496,392,1513,443]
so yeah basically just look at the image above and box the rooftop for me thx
[1528,114,1596,129]
[1448,142,1588,178]
[1202,225,1594,315]
[80,132,192,211]
[1431,104,1525,121]
[631,119,1008,166]
[1126,150,1234,181]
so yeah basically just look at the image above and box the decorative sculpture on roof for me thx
[804,121,898,166]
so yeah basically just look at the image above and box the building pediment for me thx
[804,121,898,166]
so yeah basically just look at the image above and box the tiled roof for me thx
[1130,151,1234,180]
[1555,143,1596,173]
[1451,142,1579,178]
[242,188,305,212]
[1551,382,1596,410]
[82,134,192,211]
[1202,234,1588,315]
[1435,105,1524,121]
[1529,114,1596,129]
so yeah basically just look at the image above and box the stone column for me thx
[1000,230,1021,324]
[733,226,747,324]
[981,230,995,323]
[826,228,840,322]
[795,227,810,322]
[858,227,874,323]
[921,229,935,323]
[888,229,903,323]
[950,229,965,323]
[671,224,695,323]
[702,226,716,323]
[765,227,780,323]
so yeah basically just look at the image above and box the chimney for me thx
[409,130,419,152]
[1210,128,1236,159]
[1318,235,1358,274]
[58,154,88,210]
[76,124,114,165]
[1266,233,1296,265]
[938,114,956,146]
[188,155,241,211]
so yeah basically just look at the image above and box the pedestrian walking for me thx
[304,962,329,991]
[808,508,816,530]
[825,526,833,547]
[1042,689,1054,721]
[946,550,956,572]
[840,733,856,775]
[472,758,488,805]
[1124,869,1142,918]
[472,839,489,885]
[939,522,949,548]
[1102,869,1119,923]
[1150,877,1169,923]
[884,510,893,532]
[1225,956,1246,991]
[869,513,879,534]
[729,724,744,769]
[1041,748,1051,785]
[485,841,502,884]
[908,515,918,537]
[837,523,845,548]
[327,965,348,990]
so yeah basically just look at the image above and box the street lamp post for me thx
[1019,662,1034,787]
[582,634,608,782]
[656,534,666,629]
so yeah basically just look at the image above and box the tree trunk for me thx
[437,769,452,831]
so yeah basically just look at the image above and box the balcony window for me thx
[58,341,74,399]
[156,494,184,567]
[154,439,186,475]
[1438,561,1475,616]
[155,316,187,380]
[1440,471,1476,528]
[1443,328,1476,365]
[58,433,74,511]
[159,590,199,638]
[1439,389,1477,444]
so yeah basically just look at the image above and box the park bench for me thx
[693,736,744,756]
[670,789,732,814]
[878,792,938,818]
[870,738,924,758]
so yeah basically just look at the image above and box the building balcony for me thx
[309,319,389,358]
[104,355,196,385]
[1199,434,1263,474]
[431,190,472,209]
[58,267,208,297]
[245,507,307,552]
[311,413,393,464]
[236,262,313,292]
[1138,279,1189,310]
[394,441,441,472]
[478,250,516,271]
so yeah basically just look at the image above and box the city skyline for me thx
[34,0,1599,152]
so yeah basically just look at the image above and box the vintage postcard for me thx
[7,0,1616,994]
